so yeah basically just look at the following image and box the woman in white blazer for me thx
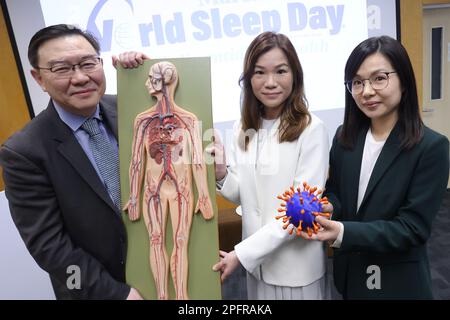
[211,32,330,299]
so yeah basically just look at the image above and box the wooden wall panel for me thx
[0,4,31,191]
[399,0,450,110]
[400,0,424,108]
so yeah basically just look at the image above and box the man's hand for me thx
[212,250,240,282]
[126,287,144,300]
[112,52,150,69]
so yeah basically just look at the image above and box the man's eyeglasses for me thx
[345,71,397,95]
[37,57,103,78]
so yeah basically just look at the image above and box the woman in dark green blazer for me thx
[301,36,449,299]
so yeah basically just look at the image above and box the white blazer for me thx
[219,113,330,287]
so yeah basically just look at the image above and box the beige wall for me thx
[0,5,31,191]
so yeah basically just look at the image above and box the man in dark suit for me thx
[0,24,148,299]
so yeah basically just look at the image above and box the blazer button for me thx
[120,260,124,265]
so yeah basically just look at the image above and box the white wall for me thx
[0,191,55,299]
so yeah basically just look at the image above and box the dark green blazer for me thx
[325,123,449,299]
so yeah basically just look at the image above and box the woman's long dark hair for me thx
[239,31,310,150]
[340,36,423,149]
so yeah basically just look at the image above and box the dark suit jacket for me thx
[0,95,130,299]
[325,123,449,299]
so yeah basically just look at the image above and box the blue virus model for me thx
[275,182,331,237]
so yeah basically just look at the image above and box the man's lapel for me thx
[48,100,118,212]
[100,95,118,139]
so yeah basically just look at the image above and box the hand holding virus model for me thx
[275,182,331,237]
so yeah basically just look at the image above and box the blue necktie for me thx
[82,118,121,211]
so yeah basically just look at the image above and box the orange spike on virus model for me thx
[275,183,331,237]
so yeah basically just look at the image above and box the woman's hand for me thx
[205,130,227,181]
[212,250,240,282]
[321,202,334,216]
[298,201,340,242]
[299,216,341,242]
